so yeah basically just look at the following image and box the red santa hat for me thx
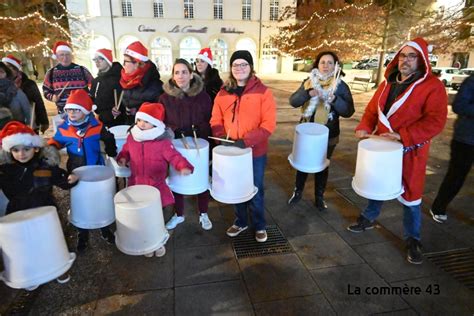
[135,102,165,127]
[124,41,149,62]
[0,121,44,152]
[95,48,113,66]
[2,54,22,71]
[197,48,213,66]
[64,89,97,115]
[52,41,72,59]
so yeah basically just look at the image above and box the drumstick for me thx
[226,128,231,140]
[180,133,190,149]
[114,89,117,109]
[57,82,70,98]
[192,124,200,157]
[208,136,235,143]
[117,90,124,109]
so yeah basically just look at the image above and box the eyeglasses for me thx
[398,53,418,61]
[232,62,249,69]
[92,57,105,62]
[124,60,138,64]
[65,108,82,113]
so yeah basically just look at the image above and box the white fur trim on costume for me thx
[404,41,429,75]
[2,57,21,71]
[397,195,422,206]
[56,45,72,53]
[135,112,165,129]
[96,52,112,66]
[64,103,97,114]
[2,133,44,151]
[197,53,212,66]
[124,49,148,62]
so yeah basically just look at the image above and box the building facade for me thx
[66,0,295,75]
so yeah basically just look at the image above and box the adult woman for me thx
[210,50,276,243]
[120,41,163,125]
[194,48,223,104]
[0,62,31,124]
[287,51,355,210]
[159,59,213,231]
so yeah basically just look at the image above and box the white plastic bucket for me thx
[69,165,116,229]
[0,206,76,290]
[210,145,257,204]
[0,190,8,217]
[352,137,404,200]
[288,122,330,173]
[167,137,209,195]
[109,125,129,154]
[114,185,169,255]
[106,156,131,178]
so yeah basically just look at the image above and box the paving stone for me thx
[337,226,392,246]
[173,219,231,250]
[311,264,408,315]
[353,242,439,282]
[391,274,474,315]
[175,280,253,316]
[239,254,319,303]
[174,244,240,287]
[289,232,364,270]
[254,294,336,315]
[371,309,419,316]
[100,246,174,293]
[94,289,173,315]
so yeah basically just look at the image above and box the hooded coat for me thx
[159,74,212,140]
[91,62,124,126]
[116,129,194,207]
[0,78,31,124]
[0,146,75,214]
[20,72,49,130]
[195,67,223,103]
[356,38,448,205]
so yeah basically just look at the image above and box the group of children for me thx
[0,89,195,262]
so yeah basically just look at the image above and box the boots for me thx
[288,188,303,205]
[77,229,89,252]
[314,168,329,211]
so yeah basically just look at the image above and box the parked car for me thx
[431,67,460,86]
[355,58,379,69]
[451,68,474,90]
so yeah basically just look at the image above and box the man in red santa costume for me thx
[347,37,447,264]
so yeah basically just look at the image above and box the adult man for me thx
[430,73,474,223]
[43,41,93,113]
[2,54,49,133]
[347,38,448,264]
[90,48,124,127]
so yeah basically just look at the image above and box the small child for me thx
[0,121,77,214]
[48,89,117,252]
[117,102,193,257]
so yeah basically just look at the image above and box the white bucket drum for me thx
[106,156,131,178]
[288,123,330,173]
[69,165,116,229]
[109,125,129,154]
[210,145,257,204]
[0,206,76,290]
[114,185,169,255]
[352,137,404,200]
[0,190,8,217]
[168,137,208,195]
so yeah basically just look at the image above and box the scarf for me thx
[130,123,165,142]
[120,62,151,90]
[301,69,340,124]
[67,114,91,137]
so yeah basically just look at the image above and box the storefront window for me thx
[209,38,228,72]
[151,37,173,74]
[179,36,201,65]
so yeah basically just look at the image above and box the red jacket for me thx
[210,76,276,157]
[117,133,193,207]
[357,38,447,205]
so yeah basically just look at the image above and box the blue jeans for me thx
[234,155,267,231]
[361,199,421,240]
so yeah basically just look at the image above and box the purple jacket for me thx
[116,131,194,207]
[159,74,212,139]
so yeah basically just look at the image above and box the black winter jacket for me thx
[121,61,164,125]
[452,74,474,145]
[0,146,75,214]
[290,78,355,139]
[91,62,124,126]
[20,72,49,129]
[195,68,223,104]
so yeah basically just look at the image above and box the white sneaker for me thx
[199,213,213,230]
[56,274,71,284]
[144,252,154,258]
[165,214,185,230]
[155,246,166,257]
[430,209,447,223]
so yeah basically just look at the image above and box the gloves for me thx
[222,139,246,148]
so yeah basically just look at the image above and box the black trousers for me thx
[294,144,336,197]
[432,139,474,214]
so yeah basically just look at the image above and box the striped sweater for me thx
[42,63,93,112]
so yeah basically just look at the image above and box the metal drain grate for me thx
[425,248,474,291]
[232,225,292,259]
